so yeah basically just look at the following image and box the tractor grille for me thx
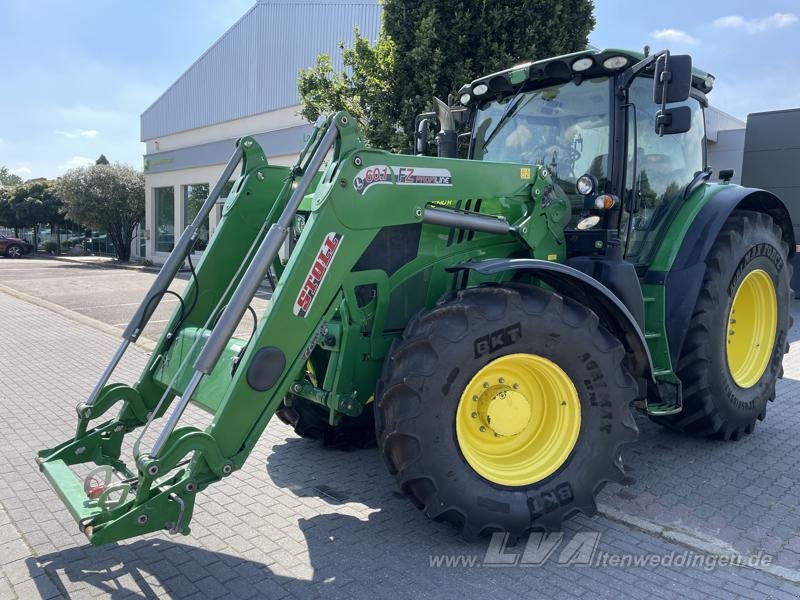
[446,198,483,246]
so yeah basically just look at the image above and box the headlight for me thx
[602,56,628,70]
[459,93,471,105]
[594,194,617,210]
[576,215,600,230]
[575,174,597,196]
[473,83,488,96]
[572,57,594,72]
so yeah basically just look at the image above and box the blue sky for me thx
[1,0,798,179]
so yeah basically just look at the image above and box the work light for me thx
[473,83,489,96]
[572,57,593,72]
[603,56,628,70]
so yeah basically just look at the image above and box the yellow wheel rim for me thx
[726,269,777,388]
[455,353,581,487]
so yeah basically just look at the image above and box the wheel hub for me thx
[726,269,777,388]
[478,387,531,437]
[456,353,581,487]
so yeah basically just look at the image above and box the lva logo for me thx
[293,232,342,317]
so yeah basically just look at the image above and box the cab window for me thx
[624,76,705,264]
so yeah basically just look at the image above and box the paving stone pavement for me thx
[0,287,799,599]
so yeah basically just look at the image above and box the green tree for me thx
[56,163,144,262]
[95,154,110,165]
[0,165,23,187]
[0,187,23,235]
[299,0,595,151]
[7,181,66,252]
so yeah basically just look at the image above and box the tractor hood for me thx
[456,48,715,106]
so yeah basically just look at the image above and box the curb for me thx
[598,503,800,584]
[0,283,157,352]
[32,254,159,273]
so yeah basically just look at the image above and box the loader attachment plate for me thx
[39,459,108,525]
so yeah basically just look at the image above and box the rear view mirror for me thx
[415,118,431,155]
[655,105,692,135]
[653,54,692,104]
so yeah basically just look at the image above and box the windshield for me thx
[472,77,611,219]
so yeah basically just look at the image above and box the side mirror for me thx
[415,118,431,155]
[653,54,693,104]
[655,105,692,135]
[719,168,735,182]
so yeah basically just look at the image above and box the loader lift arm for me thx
[36,114,353,544]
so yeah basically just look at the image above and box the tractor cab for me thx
[456,48,712,268]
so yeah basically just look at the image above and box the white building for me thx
[139,0,381,262]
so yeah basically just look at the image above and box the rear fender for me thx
[646,186,794,363]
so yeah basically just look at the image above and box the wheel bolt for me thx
[472,395,478,401]
[498,378,505,384]
[512,383,519,390]
[483,382,490,389]
[479,426,486,432]
[471,412,478,419]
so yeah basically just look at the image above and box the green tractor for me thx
[38,47,793,544]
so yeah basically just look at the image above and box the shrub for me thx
[43,240,58,254]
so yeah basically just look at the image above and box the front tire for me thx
[376,284,638,538]
[651,210,791,440]
[5,244,23,258]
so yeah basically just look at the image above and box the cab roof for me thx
[457,48,714,105]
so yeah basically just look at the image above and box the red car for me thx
[0,235,33,258]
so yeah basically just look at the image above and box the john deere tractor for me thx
[37,48,793,544]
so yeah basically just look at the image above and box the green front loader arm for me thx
[37,112,571,544]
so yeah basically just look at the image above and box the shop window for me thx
[183,183,210,251]
[154,187,175,253]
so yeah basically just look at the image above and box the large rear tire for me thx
[375,284,638,538]
[651,210,791,440]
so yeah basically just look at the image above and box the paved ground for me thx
[0,256,269,342]
[1,259,800,599]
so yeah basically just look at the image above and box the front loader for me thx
[37,47,793,544]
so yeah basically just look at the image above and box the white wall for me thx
[144,154,299,262]
[144,105,305,153]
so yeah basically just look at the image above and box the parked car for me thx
[0,235,33,258]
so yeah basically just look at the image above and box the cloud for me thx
[54,129,99,139]
[0,137,4,144]
[651,28,699,44]
[10,166,31,176]
[712,12,798,34]
[57,155,95,171]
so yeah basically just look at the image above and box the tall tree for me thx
[56,164,144,262]
[7,180,65,251]
[0,166,23,187]
[95,154,110,165]
[299,0,595,151]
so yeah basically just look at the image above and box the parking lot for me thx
[1,257,799,599]
[0,257,269,343]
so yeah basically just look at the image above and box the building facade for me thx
[140,0,381,262]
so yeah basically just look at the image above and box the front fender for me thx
[455,258,654,380]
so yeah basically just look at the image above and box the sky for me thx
[0,0,798,180]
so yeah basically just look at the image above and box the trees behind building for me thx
[56,163,144,262]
